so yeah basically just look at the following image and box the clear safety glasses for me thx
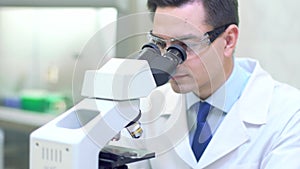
[147,23,233,53]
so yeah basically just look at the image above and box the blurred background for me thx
[0,0,299,168]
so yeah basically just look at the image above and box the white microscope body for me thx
[30,43,186,169]
[30,58,156,169]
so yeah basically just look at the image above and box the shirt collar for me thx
[186,59,250,113]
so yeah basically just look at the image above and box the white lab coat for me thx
[113,58,300,169]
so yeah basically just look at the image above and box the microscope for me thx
[29,43,186,169]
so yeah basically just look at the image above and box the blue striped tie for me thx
[191,101,212,161]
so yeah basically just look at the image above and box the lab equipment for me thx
[29,43,186,169]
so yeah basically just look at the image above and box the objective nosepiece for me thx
[126,121,143,139]
[125,111,143,139]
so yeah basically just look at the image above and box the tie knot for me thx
[195,101,211,122]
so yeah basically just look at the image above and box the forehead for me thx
[152,2,210,38]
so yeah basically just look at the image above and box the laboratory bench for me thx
[0,106,57,169]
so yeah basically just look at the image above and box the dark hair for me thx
[147,0,239,28]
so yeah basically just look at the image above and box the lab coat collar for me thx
[198,58,275,168]
[236,58,274,125]
[206,59,251,113]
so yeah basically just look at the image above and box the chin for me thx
[170,81,191,94]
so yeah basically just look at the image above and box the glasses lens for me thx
[178,35,210,54]
[147,30,212,54]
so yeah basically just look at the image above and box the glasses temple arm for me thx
[207,23,236,43]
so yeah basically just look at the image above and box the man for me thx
[112,0,300,168]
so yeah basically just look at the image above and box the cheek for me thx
[183,54,210,81]
[184,47,224,83]
[184,51,209,72]
[199,46,225,77]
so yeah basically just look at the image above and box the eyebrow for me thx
[150,30,199,41]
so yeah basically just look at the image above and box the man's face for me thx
[152,2,231,98]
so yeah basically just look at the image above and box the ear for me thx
[223,24,239,58]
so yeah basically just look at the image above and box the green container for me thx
[21,92,48,112]
[20,90,67,114]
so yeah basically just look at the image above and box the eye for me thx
[152,39,166,50]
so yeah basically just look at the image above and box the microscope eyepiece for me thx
[165,44,187,64]
[138,43,187,86]
[141,42,161,54]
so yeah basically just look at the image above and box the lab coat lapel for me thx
[155,86,198,167]
[174,133,198,167]
[198,59,274,168]
[198,103,250,168]
[145,84,196,167]
[165,93,198,167]
[172,96,251,168]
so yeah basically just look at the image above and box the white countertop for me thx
[0,106,57,131]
